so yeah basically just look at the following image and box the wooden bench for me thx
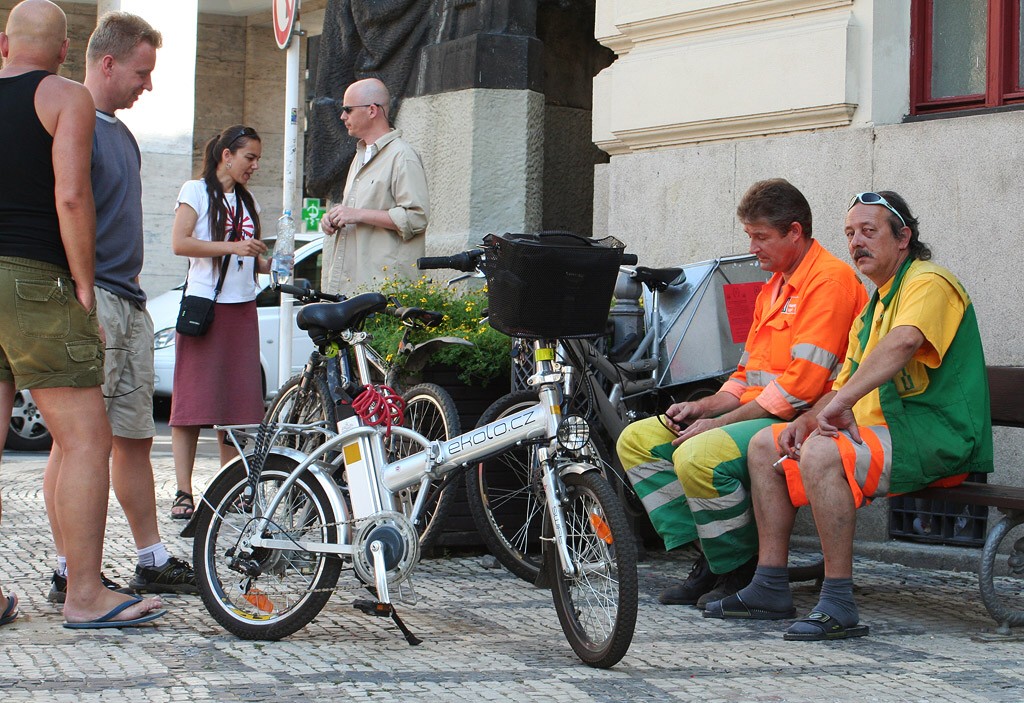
[899,365,1024,634]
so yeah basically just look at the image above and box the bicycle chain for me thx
[231,511,416,596]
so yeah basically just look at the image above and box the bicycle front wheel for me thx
[193,454,343,640]
[386,383,461,547]
[466,391,612,583]
[549,471,638,669]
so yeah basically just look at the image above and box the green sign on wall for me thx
[302,197,326,233]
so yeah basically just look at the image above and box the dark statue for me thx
[305,0,602,201]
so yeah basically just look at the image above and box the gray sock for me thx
[807,577,859,627]
[787,577,859,638]
[733,565,792,611]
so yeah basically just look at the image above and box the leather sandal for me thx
[170,490,194,520]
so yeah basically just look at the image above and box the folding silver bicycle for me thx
[191,234,639,668]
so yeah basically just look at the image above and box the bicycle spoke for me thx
[549,471,637,668]
[195,458,342,638]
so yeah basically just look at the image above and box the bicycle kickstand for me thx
[352,540,422,645]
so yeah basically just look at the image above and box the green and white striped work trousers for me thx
[615,416,778,574]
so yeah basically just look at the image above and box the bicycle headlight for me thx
[557,415,590,451]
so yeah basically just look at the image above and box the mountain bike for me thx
[259,279,468,547]
[469,256,770,582]
[190,233,639,668]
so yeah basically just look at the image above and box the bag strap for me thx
[179,256,229,304]
[180,193,239,304]
[216,194,244,297]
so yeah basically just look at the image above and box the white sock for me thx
[137,542,170,569]
[57,556,68,577]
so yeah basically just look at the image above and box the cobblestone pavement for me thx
[1,451,1022,702]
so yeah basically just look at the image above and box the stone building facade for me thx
[592,0,1024,552]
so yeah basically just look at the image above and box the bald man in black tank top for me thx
[0,0,163,629]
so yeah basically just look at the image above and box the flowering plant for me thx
[362,274,510,387]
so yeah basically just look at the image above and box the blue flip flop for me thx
[0,593,18,626]
[784,611,870,641]
[63,597,167,629]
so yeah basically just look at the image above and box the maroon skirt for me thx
[169,300,265,427]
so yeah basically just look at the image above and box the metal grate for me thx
[888,473,988,547]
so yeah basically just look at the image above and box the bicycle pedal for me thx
[353,598,392,617]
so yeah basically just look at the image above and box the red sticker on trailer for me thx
[723,282,762,344]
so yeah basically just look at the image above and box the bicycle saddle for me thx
[297,292,389,342]
[632,266,684,292]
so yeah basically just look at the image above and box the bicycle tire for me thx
[264,374,336,455]
[386,383,461,548]
[466,391,613,583]
[193,454,343,640]
[549,470,638,669]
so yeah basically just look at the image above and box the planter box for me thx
[415,364,511,549]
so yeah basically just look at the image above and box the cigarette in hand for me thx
[773,443,801,467]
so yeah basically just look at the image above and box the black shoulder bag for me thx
[175,195,244,337]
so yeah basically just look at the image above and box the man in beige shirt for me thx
[320,78,429,293]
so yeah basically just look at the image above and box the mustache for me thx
[853,248,873,259]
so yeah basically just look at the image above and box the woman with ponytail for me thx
[168,125,269,519]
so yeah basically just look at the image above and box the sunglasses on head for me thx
[848,192,907,229]
[226,126,257,148]
[340,103,384,114]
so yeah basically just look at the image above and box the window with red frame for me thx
[911,0,1024,114]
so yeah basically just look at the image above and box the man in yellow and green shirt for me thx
[705,190,992,642]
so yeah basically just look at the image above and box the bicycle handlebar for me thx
[418,248,637,272]
[387,306,444,328]
[417,249,484,273]
[273,280,343,304]
[273,280,442,328]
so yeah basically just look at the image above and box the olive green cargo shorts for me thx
[0,257,104,389]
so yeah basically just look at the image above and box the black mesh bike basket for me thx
[482,232,625,339]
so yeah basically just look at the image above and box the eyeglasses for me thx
[848,192,907,229]
[226,126,257,148]
[340,103,384,114]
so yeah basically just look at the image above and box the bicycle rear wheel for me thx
[386,383,461,548]
[193,454,343,640]
[549,471,638,669]
[466,391,612,583]
[264,374,335,454]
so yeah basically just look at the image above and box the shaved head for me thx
[346,78,390,109]
[2,0,68,68]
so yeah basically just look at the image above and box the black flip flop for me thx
[784,611,870,641]
[702,592,796,620]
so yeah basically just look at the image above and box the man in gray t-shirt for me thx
[43,12,197,602]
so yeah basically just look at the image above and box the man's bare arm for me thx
[45,78,97,310]
[816,326,926,442]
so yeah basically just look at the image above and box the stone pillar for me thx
[98,0,199,296]
[402,0,546,253]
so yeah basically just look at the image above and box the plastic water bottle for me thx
[272,210,296,285]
